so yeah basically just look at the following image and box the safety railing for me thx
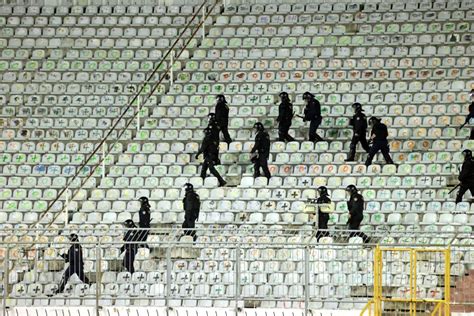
[31,0,221,230]
[1,237,473,315]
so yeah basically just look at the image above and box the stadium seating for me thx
[0,0,473,310]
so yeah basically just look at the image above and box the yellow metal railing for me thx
[360,246,451,316]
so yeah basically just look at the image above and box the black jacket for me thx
[317,195,331,219]
[350,111,367,134]
[371,121,389,141]
[64,243,84,268]
[251,130,270,158]
[183,191,200,222]
[304,99,321,121]
[122,228,140,252]
[347,193,364,221]
[208,120,220,142]
[139,204,151,229]
[198,134,219,161]
[459,158,474,185]
[278,102,294,125]
[215,102,229,125]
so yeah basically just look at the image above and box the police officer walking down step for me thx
[138,196,151,247]
[460,101,474,140]
[251,122,271,180]
[315,186,331,241]
[365,117,394,167]
[455,149,474,203]
[196,127,226,187]
[302,91,323,142]
[277,92,295,142]
[182,183,201,242]
[58,234,89,292]
[346,185,369,243]
[346,103,370,162]
[121,219,139,274]
[207,113,221,143]
[214,94,232,144]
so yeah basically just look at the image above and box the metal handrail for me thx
[32,0,220,229]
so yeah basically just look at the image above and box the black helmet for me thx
[352,102,363,112]
[317,186,328,196]
[279,91,289,100]
[204,127,212,135]
[345,185,358,195]
[302,91,315,100]
[184,183,194,192]
[69,233,79,242]
[123,219,135,228]
[253,122,264,132]
[208,112,216,120]
[369,117,380,126]
[216,94,226,103]
[139,196,149,205]
[462,149,472,159]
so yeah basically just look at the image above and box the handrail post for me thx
[235,243,241,312]
[96,241,102,316]
[3,244,9,316]
[304,246,309,316]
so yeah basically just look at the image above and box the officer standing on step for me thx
[345,185,369,243]
[207,113,221,144]
[315,186,331,241]
[58,234,89,292]
[251,122,271,180]
[182,183,201,242]
[121,219,139,274]
[365,117,394,167]
[462,101,474,140]
[346,103,370,162]
[277,92,295,142]
[196,127,227,187]
[302,92,323,142]
[214,94,232,144]
[138,196,151,247]
[455,149,474,203]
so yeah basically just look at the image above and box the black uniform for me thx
[365,121,394,166]
[182,190,201,241]
[197,133,226,186]
[277,101,294,142]
[467,102,474,140]
[347,111,369,161]
[304,98,323,142]
[138,203,151,246]
[347,193,369,243]
[316,195,331,241]
[215,101,232,144]
[58,243,89,292]
[121,227,139,274]
[208,119,221,144]
[455,156,474,203]
[251,130,271,179]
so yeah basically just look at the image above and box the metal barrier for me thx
[1,229,473,314]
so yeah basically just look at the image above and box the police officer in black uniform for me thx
[138,196,151,247]
[196,127,226,187]
[277,92,295,142]
[365,117,394,167]
[214,94,232,144]
[302,92,323,142]
[456,149,474,203]
[464,101,474,140]
[207,113,221,143]
[121,219,139,274]
[182,183,201,241]
[315,186,331,241]
[346,185,369,243]
[251,122,271,180]
[346,103,370,162]
[58,234,89,292]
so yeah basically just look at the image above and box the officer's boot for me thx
[345,148,356,162]
[315,134,324,142]
[470,128,474,140]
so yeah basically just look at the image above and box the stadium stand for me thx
[0,0,474,313]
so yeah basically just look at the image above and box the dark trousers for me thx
[309,117,323,142]
[456,183,474,203]
[470,128,474,140]
[123,247,137,274]
[58,266,89,292]
[347,133,370,160]
[316,214,329,241]
[365,140,393,166]
[278,122,294,142]
[200,158,225,185]
[182,220,197,241]
[138,229,149,248]
[218,123,232,144]
[348,217,369,243]
[253,156,271,179]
